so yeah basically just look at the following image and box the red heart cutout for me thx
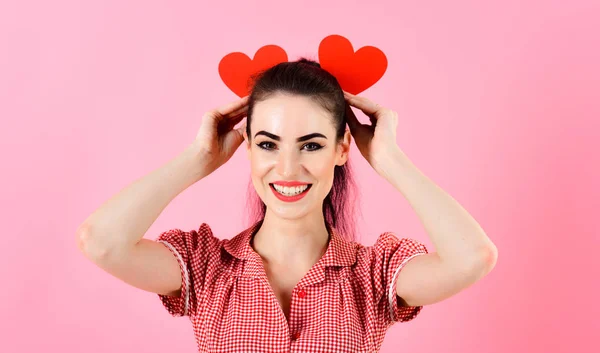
[218,45,288,98]
[319,34,387,95]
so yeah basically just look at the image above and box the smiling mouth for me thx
[269,183,312,197]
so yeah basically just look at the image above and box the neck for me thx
[251,210,330,268]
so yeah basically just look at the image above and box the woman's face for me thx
[244,93,351,220]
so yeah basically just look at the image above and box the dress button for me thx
[297,289,306,298]
[291,332,300,340]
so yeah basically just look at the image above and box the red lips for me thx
[271,181,311,187]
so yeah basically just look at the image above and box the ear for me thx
[243,127,251,160]
[336,129,352,166]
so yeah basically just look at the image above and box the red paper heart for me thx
[218,45,288,98]
[218,35,387,97]
[319,34,387,95]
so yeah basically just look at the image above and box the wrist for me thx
[181,144,213,181]
[375,148,415,181]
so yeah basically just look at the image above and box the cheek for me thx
[249,152,274,194]
[309,161,331,177]
[306,154,337,181]
[250,153,273,176]
[248,149,337,180]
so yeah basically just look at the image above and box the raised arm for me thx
[76,96,249,297]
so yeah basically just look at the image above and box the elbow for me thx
[480,243,498,270]
[76,225,112,261]
[75,223,91,251]
[470,245,498,279]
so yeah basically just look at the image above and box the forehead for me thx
[251,93,334,137]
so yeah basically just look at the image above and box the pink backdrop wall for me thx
[1,0,598,352]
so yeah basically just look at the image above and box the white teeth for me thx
[273,184,309,196]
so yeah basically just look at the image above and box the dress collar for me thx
[223,219,357,268]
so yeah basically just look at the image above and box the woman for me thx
[77,59,498,352]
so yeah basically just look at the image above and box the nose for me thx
[275,147,300,178]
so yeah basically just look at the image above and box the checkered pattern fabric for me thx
[157,219,428,352]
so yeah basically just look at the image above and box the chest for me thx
[197,266,372,352]
[263,264,307,321]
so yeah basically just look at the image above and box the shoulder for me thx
[156,222,224,257]
[353,230,428,267]
[354,231,414,253]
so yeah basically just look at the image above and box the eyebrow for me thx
[254,131,327,142]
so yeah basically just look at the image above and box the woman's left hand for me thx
[343,90,401,175]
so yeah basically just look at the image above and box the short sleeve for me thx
[370,232,428,326]
[155,223,220,317]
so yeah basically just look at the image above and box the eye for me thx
[256,141,324,151]
[257,141,276,150]
[302,142,323,151]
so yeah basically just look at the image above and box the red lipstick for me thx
[269,182,312,202]
[271,180,311,187]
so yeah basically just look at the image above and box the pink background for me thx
[1,0,598,352]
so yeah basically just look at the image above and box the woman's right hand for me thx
[190,95,249,174]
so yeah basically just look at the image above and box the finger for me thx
[345,94,381,118]
[213,104,248,126]
[223,126,245,151]
[229,120,246,138]
[228,113,246,127]
[345,98,378,127]
[222,114,246,132]
[225,98,249,117]
[214,96,250,118]
[227,104,249,119]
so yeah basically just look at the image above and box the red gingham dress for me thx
[156,219,428,352]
